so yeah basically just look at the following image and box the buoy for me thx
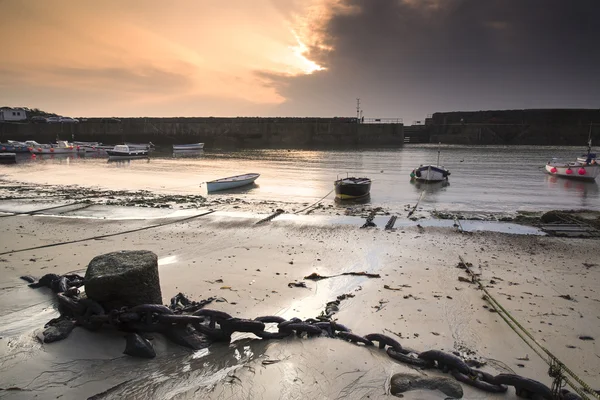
[550,167,557,173]
[50,148,54,152]
[578,168,586,175]
[77,146,80,150]
[1,147,5,151]
[32,154,36,158]
[38,147,42,152]
[410,172,415,179]
[565,168,573,175]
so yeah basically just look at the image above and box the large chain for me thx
[25,273,587,400]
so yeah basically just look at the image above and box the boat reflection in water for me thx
[334,193,371,206]
[107,158,150,167]
[172,150,204,159]
[410,179,450,193]
[546,175,598,198]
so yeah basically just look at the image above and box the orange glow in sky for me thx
[0,0,333,117]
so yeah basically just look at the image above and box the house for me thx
[0,107,27,121]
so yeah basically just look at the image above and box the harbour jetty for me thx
[0,117,404,148]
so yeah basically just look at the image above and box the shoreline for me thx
[0,180,599,399]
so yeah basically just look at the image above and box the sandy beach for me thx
[0,180,598,399]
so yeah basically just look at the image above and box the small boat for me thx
[173,143,204,151]
[29,140,86,154]
[125,142,155,151]
[545,125,599,181]
[410,143,450,182]
[334,176,372,199]
[106,145,149,159]
[206,173,260,192]
[0,141,31,153]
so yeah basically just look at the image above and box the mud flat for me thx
[0,195,599,398]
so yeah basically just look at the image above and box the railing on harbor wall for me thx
[361,118,403,124]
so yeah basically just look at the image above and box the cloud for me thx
[265,0,600,121]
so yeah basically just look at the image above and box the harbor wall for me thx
[0,118,404,148]
[421,109,600,145]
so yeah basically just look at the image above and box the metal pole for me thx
[437,142,441,166]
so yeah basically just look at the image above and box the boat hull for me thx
[545,163,599,181]
[0,153,17,164]
[30,147,86,154]
[334,178,371,199]
[0,144,31,153]
[412,165,450,182]
[173,143,204,151]
[206,173,259,192]
[106,149,148,159]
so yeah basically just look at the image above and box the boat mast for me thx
[587,123,593,156]
[436,142,441,166]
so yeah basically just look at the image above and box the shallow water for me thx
[3,144,598,213]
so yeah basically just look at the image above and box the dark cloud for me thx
[266,0,600,121]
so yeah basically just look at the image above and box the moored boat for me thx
[125,142,155,151]
[545,125,599,181]
[205,173,260,192]
[0,141,31,153]
[173,143,204,151]
[29,140,86,154]
[106,145,149,159]
[334,176,372,199]
[0,152,17,164]
[410,143,450,182]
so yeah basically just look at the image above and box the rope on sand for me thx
[0,210,216,256]
[459,255,598,400]
[294,189,334,215]
[407,190,425,218]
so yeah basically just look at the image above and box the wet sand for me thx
[0,196,599,399]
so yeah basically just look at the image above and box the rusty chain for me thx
[24,273,589,400]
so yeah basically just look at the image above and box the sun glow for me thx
[290,31,326,74]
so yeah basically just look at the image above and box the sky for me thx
[1,0,599,123]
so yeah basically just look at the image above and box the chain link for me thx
[26,273,587,400]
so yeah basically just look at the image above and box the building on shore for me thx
[0,107,27,122]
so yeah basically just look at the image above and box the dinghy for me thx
[173,143,204,151]
[410,142,450,182]
[334,177,372,200]
[205,173,260,192]
[106,145,149,159]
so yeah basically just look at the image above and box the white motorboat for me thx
[125,142,155,151]
[173,143,204,151]
[106,145,149,159]
[205,173,260,193]
[410,143,450,182]
[545,125,599,181]
[29,140,86,155]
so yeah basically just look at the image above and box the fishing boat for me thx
[29,140,86,155]
[334,176,372,200]
[545,126,598,181]
[0,141,31,153]
[205,173,260,193]
[125,142,155,151]
[410,143,450,182]
[106,145,149,159]
[173,143,204,151]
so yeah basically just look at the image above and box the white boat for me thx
[410,143,450,182]
[545,125,599,181]
[205,173,260,193]
[29,140,86,154]
[125,142,155,151]
[173,143,204,151]
[106,145,148,159]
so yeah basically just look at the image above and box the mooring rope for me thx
[407,189,426,218]
[0,210,216,256]
[459,255,598,400]
[294,189,334,215]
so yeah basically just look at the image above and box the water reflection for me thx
[545,175,598,198]
[410,179,450,193]
[107,158,151,166]
[334,194,371,206]
[172,150,204,159]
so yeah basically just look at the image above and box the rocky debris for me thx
[40,318,76,343]
[85,250,162,310]
[390,373,463,398]
[304,271,380,281]
[579,335,594,341]
[288,282,308,288]
[123,333,156,358]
